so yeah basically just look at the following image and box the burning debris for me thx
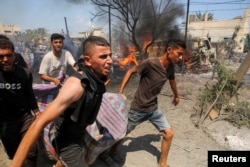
[117,54,138,70]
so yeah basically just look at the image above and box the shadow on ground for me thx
[90,134,161,167]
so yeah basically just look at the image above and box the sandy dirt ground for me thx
[1,60,250,167]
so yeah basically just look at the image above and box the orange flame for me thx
[118,54,138,66]
[118,45,138,69]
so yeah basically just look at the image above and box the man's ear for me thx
[83,55,91,66]
[167,47,172,53]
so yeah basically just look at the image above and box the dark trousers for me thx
[0,112,40,167]
[52,117,89,167]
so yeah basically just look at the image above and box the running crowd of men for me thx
[0,33,186,167]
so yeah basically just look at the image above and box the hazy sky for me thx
[0,0,249,35]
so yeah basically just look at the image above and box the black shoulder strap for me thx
[69,72,89,123]
[23,67,30,79]
[70,89,86,123]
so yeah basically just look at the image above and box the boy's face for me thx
[0,48,15,72]
[51,38,64,53]
[167,46,185,63]
[84,45,113,79]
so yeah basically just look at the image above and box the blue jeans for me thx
[127,108,171,132]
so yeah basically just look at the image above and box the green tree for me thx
[24,28,48,42]
[195,11,213,21]
[16,28,49,48]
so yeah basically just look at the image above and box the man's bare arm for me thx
[40,74,61,86]
[118,66,137,94]
[71,64,79,72]
[10,77,83,167]
[169,79,179,106]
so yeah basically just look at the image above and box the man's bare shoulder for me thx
[59,76,84,101]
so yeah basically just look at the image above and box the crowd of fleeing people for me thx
[0,32,186,167]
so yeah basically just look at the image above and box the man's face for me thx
[51,38,63,52]
[0,48,15,72]
[84,45,113,79]
[167,46,185,63]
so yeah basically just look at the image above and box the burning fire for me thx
[116,35,152,69]
[118,54,138,67]
[117,45,138,69]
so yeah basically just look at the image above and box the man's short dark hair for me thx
[164,39,186,52]
[50,33,65,42]
[0,39,14,51]
[0,34,10,40]
[82,36,110,55]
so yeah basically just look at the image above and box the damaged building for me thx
[187,8,250,53]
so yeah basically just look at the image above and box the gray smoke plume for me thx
[65,0,86,4]
[135,0,185,44]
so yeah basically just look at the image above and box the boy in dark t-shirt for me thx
[103,39,186,167]
[0,39,40,167]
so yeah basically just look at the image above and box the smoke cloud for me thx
[65,0,86,4]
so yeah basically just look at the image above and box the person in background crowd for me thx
[10,36,113,167]
[0,34,28,68]
[103,39,186,167]
[38,33,78,85]
[0,38,41,167]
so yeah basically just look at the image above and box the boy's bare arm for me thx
[118,66,137,94]
[9,77,83,167]
[169,79,179,106]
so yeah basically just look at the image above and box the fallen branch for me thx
[199,78,228,125]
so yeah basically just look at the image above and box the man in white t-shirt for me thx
[39,33,78,85]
